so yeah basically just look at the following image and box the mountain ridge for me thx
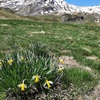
[0,0,100,16]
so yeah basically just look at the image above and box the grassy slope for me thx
[0,12,100,99]
[0,8,27,20]
[0,19,100,71]
[0,8,61,22]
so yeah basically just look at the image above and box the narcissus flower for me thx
[0,61,2,69]
[0,62,2,66]
[18,80,27,91]
[8,59,13,65]
[32,75,40,83]
[58,67,64,73]
[59,59,64,64]
[44,79,53,89]
[21,56,24,60]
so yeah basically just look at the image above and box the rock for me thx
[62,13,84,22]
[62,13,100,23]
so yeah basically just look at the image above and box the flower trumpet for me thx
[59,59,64,64]
[8,59,13,65]
[32,75,40,83]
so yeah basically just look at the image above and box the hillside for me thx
[0,18,100,99]
[0,8,63,22]
[0,4,100,99]
[0,8,28,19]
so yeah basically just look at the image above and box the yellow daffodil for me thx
[8,59,13,65]
[58,67,64,73]
[59,59,64,64]
[0,62,2,66]
[44,79,53,89]
[18,80,27,91]
[0,61,2,69]
[32,75,40,83]
[21,56,24,60]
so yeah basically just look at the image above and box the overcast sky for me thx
[65,0,100,6]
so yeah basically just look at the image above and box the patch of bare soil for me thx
[82,85,100,100]
[59,56,95,72]
[59,56,79,67]
[93,85,100,100]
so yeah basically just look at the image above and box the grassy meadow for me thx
[0,19,100,70]
[0,15,100,99]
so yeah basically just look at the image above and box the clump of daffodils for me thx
[0,43,64,98]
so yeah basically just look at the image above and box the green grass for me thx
[62,68,97,88]
[61,67,98,99]
[0,19,100,71]
[0,18,100,99]
[0,92,6,100]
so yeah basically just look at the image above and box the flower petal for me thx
[49,81,53,84]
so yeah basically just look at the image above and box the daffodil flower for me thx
[18,80,27,91]
[8,59,13,65]
[0,61,2,69]
[59,59,64,64]
[32,75,40,83]
[21,56,24,61]
[58,67,64,73]
[44,79,53,89]
[0,62,2,66]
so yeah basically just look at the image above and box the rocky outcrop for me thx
[62,13,84,22]
[62,13,100,23]
[84,13,100,23]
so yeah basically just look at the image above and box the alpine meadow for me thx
[0,1,100,99]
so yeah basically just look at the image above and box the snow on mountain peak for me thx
[0,0,100,15]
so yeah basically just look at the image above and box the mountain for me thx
[0,0,100,16]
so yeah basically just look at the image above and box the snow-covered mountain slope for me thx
[68,4,100,14]
[0,0,100,16]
